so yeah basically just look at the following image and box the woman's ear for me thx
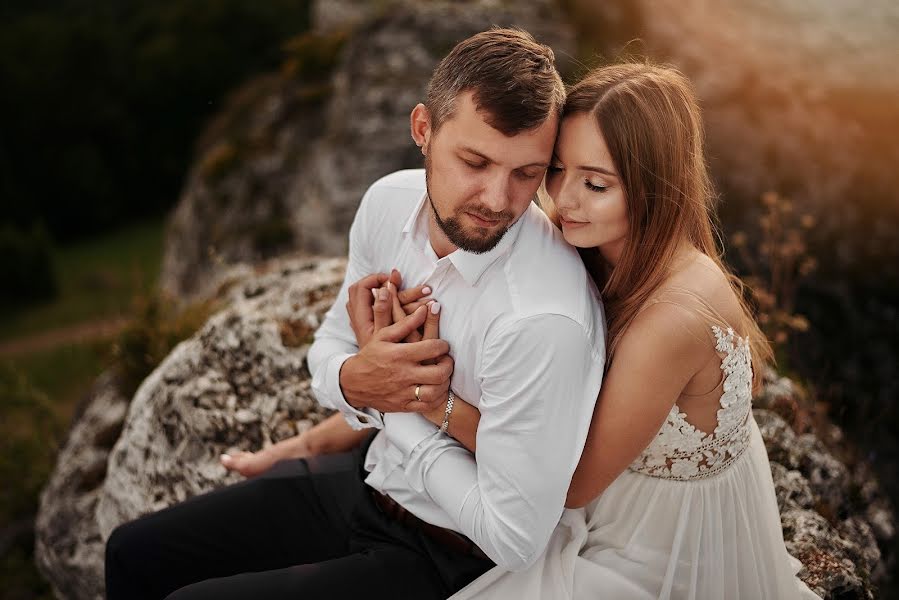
[410,103,431,155]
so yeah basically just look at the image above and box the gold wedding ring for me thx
[414,384,422,403]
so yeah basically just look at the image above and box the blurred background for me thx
[1,0,897,597]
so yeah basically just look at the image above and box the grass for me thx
[0,218,165,341]
[0,338,116,600]
[0,218,166,598]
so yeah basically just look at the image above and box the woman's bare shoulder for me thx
[656,252,745,333]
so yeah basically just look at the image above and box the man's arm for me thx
[307,187,452,429]
[393,314,604,571]
[307,187,386,429]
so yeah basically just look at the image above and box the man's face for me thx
[420,91,558,254]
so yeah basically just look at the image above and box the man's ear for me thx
[410,103,431,154]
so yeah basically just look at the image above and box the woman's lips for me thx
[560,216,589,228]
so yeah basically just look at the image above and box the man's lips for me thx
[466,212,502,227]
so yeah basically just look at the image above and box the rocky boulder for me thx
[159,0,578,302]
[36,256,895,599]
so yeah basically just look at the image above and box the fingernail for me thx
[422,286,432,295]
[387,281,395,293]
[220,454,232,463]
[372,289,378,300]
[430,301,441,315]
[379,287,389,301]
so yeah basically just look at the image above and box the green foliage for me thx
[281,30,348,82]
[198,141,241,184]
[0,537,53,599]
[0,218,164,340]
[0,0,313,243]
[553,0,646,83]
[113,293,217,397]
[729,192,817,354]
[0,339,112,599]
[0,223,58,307]
[0,364,62,523]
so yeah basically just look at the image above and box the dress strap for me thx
[637,286,743,340]
[636,287,742,397]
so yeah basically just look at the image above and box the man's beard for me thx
[424,153,513,255]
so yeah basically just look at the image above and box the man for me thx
[105,28,605,600]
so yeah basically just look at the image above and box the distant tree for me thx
[0,0,313,242]
[0,222,57,306]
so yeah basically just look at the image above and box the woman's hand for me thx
[346,269,432,347]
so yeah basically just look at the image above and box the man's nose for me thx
[480,172,511,213]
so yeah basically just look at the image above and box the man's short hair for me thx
[425,27,565,136]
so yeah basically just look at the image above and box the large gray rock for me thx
[159,0,577,301]
[98,257,345,537]
[35,256,344,600]
[756,408,895,598]
[36,255,894,599]
[33,370,129,600]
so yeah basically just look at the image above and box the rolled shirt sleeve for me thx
[307,188,384,430]
[398,314,605,570]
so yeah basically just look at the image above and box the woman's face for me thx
[545,112,629,262]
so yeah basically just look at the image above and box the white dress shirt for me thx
[307,169,606,571]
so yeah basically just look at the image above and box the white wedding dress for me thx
[451,325,821,600]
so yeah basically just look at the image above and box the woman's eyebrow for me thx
[578,165,617,177]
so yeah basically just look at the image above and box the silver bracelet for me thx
[439,390,455,433]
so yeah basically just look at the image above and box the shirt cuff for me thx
[320,352,383,430]
[383,412,439,456]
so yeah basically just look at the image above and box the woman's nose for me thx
[552,176,578,211]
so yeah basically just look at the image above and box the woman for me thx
[442,62,821,600]
[225,63,820,599]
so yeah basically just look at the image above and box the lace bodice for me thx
[629,325,753,481]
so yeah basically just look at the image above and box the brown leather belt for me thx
[369,488,490,561]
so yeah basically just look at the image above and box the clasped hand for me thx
[341,269,452,416]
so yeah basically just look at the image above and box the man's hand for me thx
[340,303,453,414]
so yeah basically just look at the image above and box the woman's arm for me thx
[420,393,479,453]
[303,412,372,454]
[221,412,369,477]
[397,286,481,453]
[565,302,710,507]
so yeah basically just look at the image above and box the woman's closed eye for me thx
[584,178,608,193]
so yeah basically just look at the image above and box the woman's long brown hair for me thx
[542,63,772,389]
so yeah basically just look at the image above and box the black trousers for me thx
[105,435,494,599]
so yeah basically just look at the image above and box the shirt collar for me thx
[403,192,527,287]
